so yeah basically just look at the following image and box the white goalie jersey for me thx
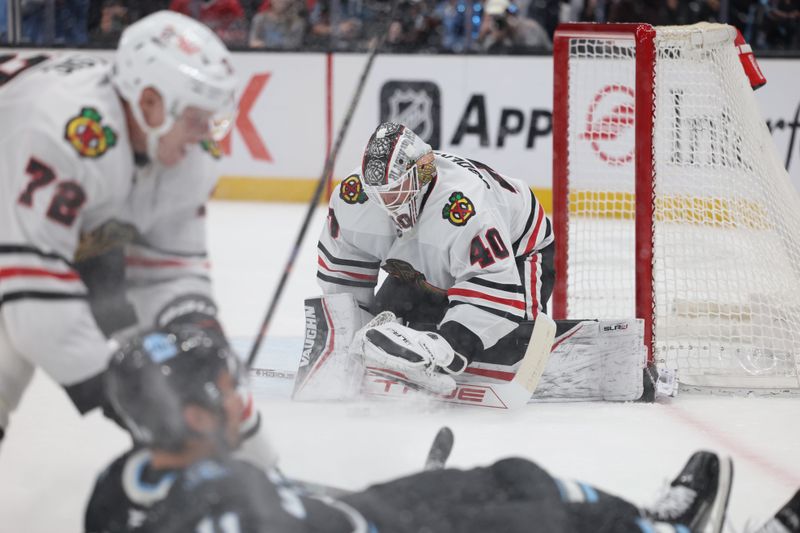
[317,151,554,353]
[0,53,220,423]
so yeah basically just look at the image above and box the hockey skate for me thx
[754,489,800,533]
[645,451,733,533]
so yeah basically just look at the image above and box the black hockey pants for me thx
[343,457,645,533]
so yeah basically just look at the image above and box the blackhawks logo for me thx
[442,192,475,226]
[64,107,117,158]
[201,139,223,159]
[339,174,368,205]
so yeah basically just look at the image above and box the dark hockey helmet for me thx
[105,325,243,451]
[361,122,436,232]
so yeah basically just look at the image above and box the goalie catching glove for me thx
[359,316,468,395]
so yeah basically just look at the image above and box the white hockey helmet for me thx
[361,122,436,233]
[112,11,238,153]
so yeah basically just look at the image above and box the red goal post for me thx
[551,22,800,391]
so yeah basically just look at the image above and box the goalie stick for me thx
[272,294,558,407]
[291,426,455,498]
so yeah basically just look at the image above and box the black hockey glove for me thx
[154,293,227,342]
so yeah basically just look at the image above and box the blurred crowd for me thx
[0,0,798,51]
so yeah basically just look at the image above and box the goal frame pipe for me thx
[551,23,656,365]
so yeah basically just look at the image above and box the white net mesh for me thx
[565,35,638,320]
[560,23,800,390]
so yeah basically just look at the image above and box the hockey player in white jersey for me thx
[316,121,555,395]
[0,11,275,466]
[311,122,649,402]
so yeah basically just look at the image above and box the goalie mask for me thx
[105,325,245,452]
[361,122,437,234]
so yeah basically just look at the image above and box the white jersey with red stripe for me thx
[317,151,553,352]
[0,53,219,429]
[119,146,217,324]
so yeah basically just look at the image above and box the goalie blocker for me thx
[293,294,653,407]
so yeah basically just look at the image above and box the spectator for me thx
[241,0,265,19]
[607,0,659,23]
[128,0,171,17]
[763,0,800,49]
[307,0,363,48]
[435,0,468,51]
[576,0,606,22]
[170,0,248,46]
[21,0,90,44]
[386,0,438,51]
[657,0,691,25]
[728,0,759,38]
[88,0,130,45]
[249,0,306,48]
[478,0,551,52]
[89,0,169,28]
[526,0,559,37]
[560,0,584,22]
[692,0,721,22]
[0,0,7,43]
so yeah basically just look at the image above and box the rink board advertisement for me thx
[214,53,328,181]
[4,48,799,201]
[758,59,800,179]
[219,52,800,202]
[330,54,554,188]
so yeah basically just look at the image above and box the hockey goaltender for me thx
[296,122,652,405]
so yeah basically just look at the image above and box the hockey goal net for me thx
[552,22,800,391]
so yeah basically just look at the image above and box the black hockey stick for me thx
[246,1,402,369]
[424,426,455,470]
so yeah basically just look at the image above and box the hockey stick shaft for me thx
[246,5,400,368]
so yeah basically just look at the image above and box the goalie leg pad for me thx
[533,319,647,401]
[292,294,372,401]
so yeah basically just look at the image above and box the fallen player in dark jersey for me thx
[85,325,799,533]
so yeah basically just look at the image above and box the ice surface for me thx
[0,201,798,532]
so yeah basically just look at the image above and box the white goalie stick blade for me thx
[363,314,557,409]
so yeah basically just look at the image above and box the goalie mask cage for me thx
[552,22,800,391]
